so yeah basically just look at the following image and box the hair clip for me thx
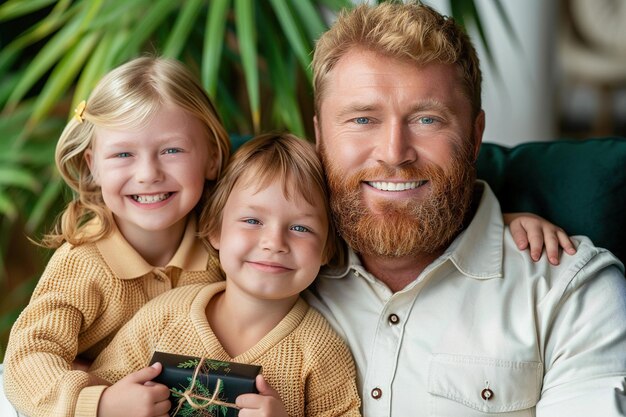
[73,100,87,123]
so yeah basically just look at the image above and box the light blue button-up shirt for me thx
[306,181,626,416]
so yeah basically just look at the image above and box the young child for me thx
[3,56,231,417]
[79,133,361,417]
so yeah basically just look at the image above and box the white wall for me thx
[426,0,558,146]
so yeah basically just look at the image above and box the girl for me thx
[3,56,230,417]
[78,133,361,417]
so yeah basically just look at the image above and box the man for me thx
[305,2,626,416]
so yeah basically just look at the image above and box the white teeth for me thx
[132,193,171,203]
[368,181,426,191]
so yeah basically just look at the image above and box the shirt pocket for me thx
[427,353,543,416]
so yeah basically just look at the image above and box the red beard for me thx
[321,150,476,258]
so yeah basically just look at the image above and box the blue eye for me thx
[164,148,182,154]
[291,225,310,233]
[354,117,370,125]
[419,117,435,125]
[244,218,261,225]
[116,152,131,158]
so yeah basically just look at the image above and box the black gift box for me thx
[149,351,262,417]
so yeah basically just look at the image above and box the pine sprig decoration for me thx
[171,376,227,417]
[177,359,201,369]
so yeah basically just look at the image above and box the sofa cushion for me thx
[477,137,626,263]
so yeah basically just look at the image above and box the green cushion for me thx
[477,137,626,263]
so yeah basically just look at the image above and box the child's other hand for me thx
[97,362,171,417]
[504,212,576,265]
[236,374,288,417]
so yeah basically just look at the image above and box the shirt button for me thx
[481,388,494,401]
[388,313,400,325]
[371,387,382,399]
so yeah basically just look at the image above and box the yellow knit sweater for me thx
[4,217,223,417]
[78,282,361,417]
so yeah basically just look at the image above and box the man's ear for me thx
[84,148,100,185]
[471,110,485,162]
[313,114,321,152]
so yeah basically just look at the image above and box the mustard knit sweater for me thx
[77,282,361,417]
[4,217,223,417]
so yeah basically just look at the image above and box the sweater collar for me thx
[94,215,209,280]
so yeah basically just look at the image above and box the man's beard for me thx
[321,146,476,259]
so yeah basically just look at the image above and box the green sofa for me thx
[231,135,626,263]
[476,137,626,264]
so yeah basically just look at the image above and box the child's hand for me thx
[504,212,576,265]
[97,362,171,417]
[235,374,288,417]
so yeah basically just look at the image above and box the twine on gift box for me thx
[171,357,240,416]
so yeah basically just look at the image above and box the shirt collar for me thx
[319,246,365,280]
[319,181,504,281]
[444,181,503,280]
[95,215,209,280]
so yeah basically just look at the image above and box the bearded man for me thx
[305,2,626,416]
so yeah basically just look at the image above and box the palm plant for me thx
[0,0,514,360]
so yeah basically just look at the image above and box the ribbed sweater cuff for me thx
[75,385,107,417]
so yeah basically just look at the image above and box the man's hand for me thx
[236,375,288,417]
[97,362,171,417]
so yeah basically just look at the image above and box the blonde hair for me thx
[312,1,482,117]
[200,133,337,265]
[44,56,230,248]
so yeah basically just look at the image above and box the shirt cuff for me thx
[75,385,107,417]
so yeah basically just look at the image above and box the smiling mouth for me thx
[248,261,293,272]
[131,193,172,204]
[366,180,427,191]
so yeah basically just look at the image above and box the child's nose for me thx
[136,157,164,183]
[261,226,289,253]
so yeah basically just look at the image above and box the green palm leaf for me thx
[29,31,101,128]
[0,0,58,21]
[163,0,205,58]
[450,0,496,70]
[2,0,104,111]
[317,0,352,9]
[202,0,231,96]
[0,167,40,192]
[235,0,260,132]
[26,175,65,233]
[259,9,305,137]
[0,191,18,220]
[0,0,73,74]
[72,31,125,111]
[289,0,328,40]
[268,0,312,81]
[112,0,176,60]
